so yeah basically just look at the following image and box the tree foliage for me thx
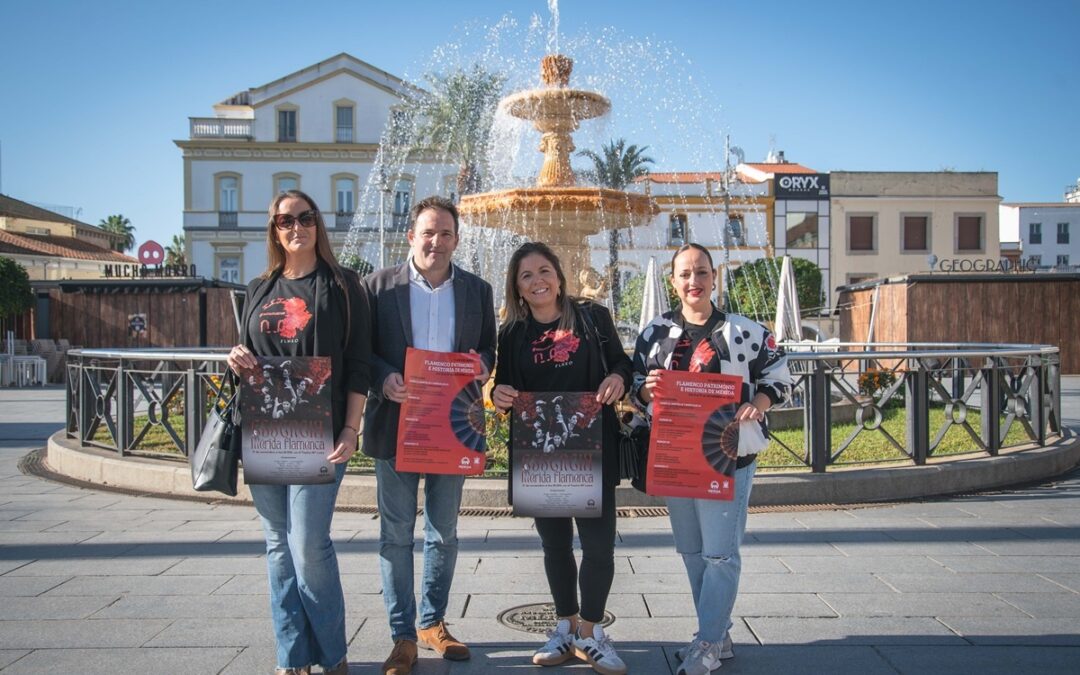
[0,257,34,319]
[410,65,506,195]
[728,257,823,322]
[575,139,655,189]
[617,271,679,327]
[99,214,135,252]
[164,234,186,267]
[338,252,373,278]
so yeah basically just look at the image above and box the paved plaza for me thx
[0,386,1078,674]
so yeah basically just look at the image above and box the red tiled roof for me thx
[0,230,137,263]
[639,172,726,183]
[740,162,818,174]
[0,193,93,228]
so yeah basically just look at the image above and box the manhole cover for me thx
[497,602,615,634]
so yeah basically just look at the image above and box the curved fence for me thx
[64,342,1063,473]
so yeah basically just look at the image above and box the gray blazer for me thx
[360,261,497,460]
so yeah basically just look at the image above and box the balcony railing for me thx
[218,211,238,228]
[336,127,354,143]
[189,118,253,140]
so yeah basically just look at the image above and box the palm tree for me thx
[164,234,186,267]
[411,65,506,196]
[576,139,655,308]
[99,214,135,252]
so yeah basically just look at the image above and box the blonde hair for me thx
[502,241,577,333]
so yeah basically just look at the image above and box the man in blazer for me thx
[361,196,496,675]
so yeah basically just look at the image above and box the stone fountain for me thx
[458,54,658,297]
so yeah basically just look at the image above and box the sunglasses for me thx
[273,210,318,230]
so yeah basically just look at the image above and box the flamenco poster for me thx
[647,371,743,500]
[240,356,335,485]
[511,392,603,518]
[395,348,486,475]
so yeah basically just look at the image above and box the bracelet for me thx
[342,424,359,435]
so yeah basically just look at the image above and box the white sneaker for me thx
[532,618,575,666]
[573,624,627,675]
[677,639,722,675]
[676,633,733,661]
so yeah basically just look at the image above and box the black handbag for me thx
[190,372,241,497]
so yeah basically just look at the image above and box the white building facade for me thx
[177,53,455,284]
[1000,202,1080,270]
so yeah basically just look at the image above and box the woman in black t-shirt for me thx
[226,190,370,675]
[491,242,633,675]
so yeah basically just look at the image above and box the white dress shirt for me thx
[408,258,456,353]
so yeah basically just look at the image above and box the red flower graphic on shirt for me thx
[278,298,312,339]
[531,329,581,365]
[688,340,717,373]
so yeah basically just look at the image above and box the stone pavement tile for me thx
[457,572,691,595]
[778,555,949,575]
[474,555,632,575]
[0,651,30,669]
[122,539,266,558]
[876,645,1080,675]
[92,594,271,619]
[938,618,1080,645]
[876,573,1067,593]
[747,617,968,645]
[997,592,1080,618]
[217,645,278,675]
[0,531,99,547]
[819,592,1029,618]
[141,507,258,521]
[213,573,383,596]
[740,573,893,594]
[79,529,228,545]
[830,540,991,557]
[646,592,837,618]
[0,595,118,620]
[668,644,899,675]
[5,507,152,521]
[5,556,183,576]
[2,647,243,675]
[741,541,846,557]
[1043,573,1080,592]
[162,555,267,576]
[43,573,232,596]
[0,618,173,648]
[0,576,71,597]
[41,517,178,532]
[0,560,31,575]
[161,519,266,532]
[0,510,34,521]
[462,592,649,619]
[976,539,1080,557]
[931,555,1080,574]
[744,513,811,529]
[624,554,782,575]
[144,617,278,647]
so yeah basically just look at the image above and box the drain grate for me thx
[497,602,614,634]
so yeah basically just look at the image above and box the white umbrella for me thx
[639,256,670,333]
[773,255,803,342]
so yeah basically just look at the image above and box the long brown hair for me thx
[262,190,352,334]
[502,241,577,333]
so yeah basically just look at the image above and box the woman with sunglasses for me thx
[227,190,371,675]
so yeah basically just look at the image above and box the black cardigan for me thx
[240,261,372,438]
[493,301,633,495]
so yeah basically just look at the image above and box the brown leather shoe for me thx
[382,639,417,675]
[275,668,310,675]
[323,656,349,675]
[417,620,470,661]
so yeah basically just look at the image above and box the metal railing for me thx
[189,118,253,139]
[64,343,1063,472]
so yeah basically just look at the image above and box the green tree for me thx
[164,234,186,267]
[338,251,373,277]
[617,271,678,328]
[0,257,34,320]
[410,64,506,195]
[575,139,655,309]
[728,257,823,323]
[99,214,135,252]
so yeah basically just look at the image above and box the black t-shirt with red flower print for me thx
[517,316,593,393]
[247,271,316,358]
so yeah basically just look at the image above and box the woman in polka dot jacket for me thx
[630,243,791,675]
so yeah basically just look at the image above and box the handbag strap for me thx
[577,302,609,376]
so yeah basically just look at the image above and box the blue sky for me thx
[1,0,1077,249]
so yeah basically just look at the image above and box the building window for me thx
[392,178,413,229]
[219,177,238,211]
[335,104,354,143]
[956,215,983,252]
[903,215,929,251]
[727,216,746,246]
[786,212,818,249]
[218,256,240,283]
[278,109,297,142]
[1029,222,1042,244]
[848,215,874,251]
[1058,222,1070,244]
[669,214,687,246]
[274,174,299,195]
[336,178,355,214]
[847,273,875,285]
[1058,254,1070,267]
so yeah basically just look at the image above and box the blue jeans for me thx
[376,459,465,641]
[665,460,755,643]
[250,462,348,670]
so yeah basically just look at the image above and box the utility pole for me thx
[721,135,732,311]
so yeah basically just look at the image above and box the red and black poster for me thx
[511,392,603,518]
[240,356,335,485]
[647,371,743,500]
[395,348,486,475]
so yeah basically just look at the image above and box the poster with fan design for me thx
[647,370,743,500]
[395,348,487,475]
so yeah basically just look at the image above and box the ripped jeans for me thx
[665,460,755,643]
